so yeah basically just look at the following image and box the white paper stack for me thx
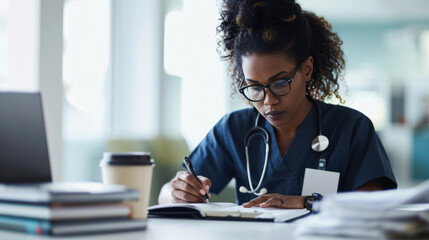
[294,180,429,239]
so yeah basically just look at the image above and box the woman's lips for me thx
[264,111,285,121]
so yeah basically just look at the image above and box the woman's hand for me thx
[242,194,305,209]
[169,171,212,203]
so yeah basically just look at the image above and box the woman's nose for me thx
[263,89,280,105]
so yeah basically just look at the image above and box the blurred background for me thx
[1,0,429,205]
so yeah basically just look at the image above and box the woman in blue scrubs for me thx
[158,0,397,208]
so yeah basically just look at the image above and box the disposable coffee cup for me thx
[100,152,154,219]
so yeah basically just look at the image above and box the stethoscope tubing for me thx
[243,143,269,195]
[241,98,329,196]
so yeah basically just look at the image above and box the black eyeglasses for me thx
[239,62,302,102]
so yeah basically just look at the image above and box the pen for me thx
[183,156,210,203]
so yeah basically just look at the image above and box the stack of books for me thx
[0,182,147,236]
[294,180,429,239]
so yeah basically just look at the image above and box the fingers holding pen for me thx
[170,178,205,203]
[181,171,212,196]
[196,175,212,196]
[170,171,211,203]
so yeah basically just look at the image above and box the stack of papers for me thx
[294,180,429,239]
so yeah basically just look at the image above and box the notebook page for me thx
[148,202,237,217]
[205,205,309,221]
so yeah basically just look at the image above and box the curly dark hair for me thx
[217,0,346,102]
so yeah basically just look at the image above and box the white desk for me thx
[0,218,355,240]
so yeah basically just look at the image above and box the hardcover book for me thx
[0,202,131,220]
[0,182,139,204]
[0,216,147,236]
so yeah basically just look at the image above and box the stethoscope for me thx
[239,98,329,196]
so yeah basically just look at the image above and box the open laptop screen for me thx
[0,92,52,183]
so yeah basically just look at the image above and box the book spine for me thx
[0,216,51,235]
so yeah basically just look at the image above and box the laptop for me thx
[0,92,52,183]
[0,92,140,204]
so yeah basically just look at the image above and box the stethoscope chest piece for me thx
[311,134,329,152]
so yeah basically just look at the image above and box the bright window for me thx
[62,0,110,181]
[0,0,38,91]
[0,0,8,86]
[164,0,228,149]
[63,0,110,140]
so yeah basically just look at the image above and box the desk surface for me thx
[0,218,348,240]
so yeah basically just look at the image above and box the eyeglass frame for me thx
[239,62,303,102]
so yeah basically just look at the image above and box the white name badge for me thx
[301,168,340,196]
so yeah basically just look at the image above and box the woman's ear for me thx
[303,56,313,82]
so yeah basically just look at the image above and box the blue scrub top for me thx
[188,101,397,204]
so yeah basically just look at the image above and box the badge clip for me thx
[318,158,326,170]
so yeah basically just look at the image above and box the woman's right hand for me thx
[169,170,212,203]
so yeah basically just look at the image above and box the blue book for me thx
[0,216,50,235]
[0,216,147,236]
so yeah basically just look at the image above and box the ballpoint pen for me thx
[183,156,210,203]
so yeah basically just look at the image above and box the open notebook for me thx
[148,202,310,222]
